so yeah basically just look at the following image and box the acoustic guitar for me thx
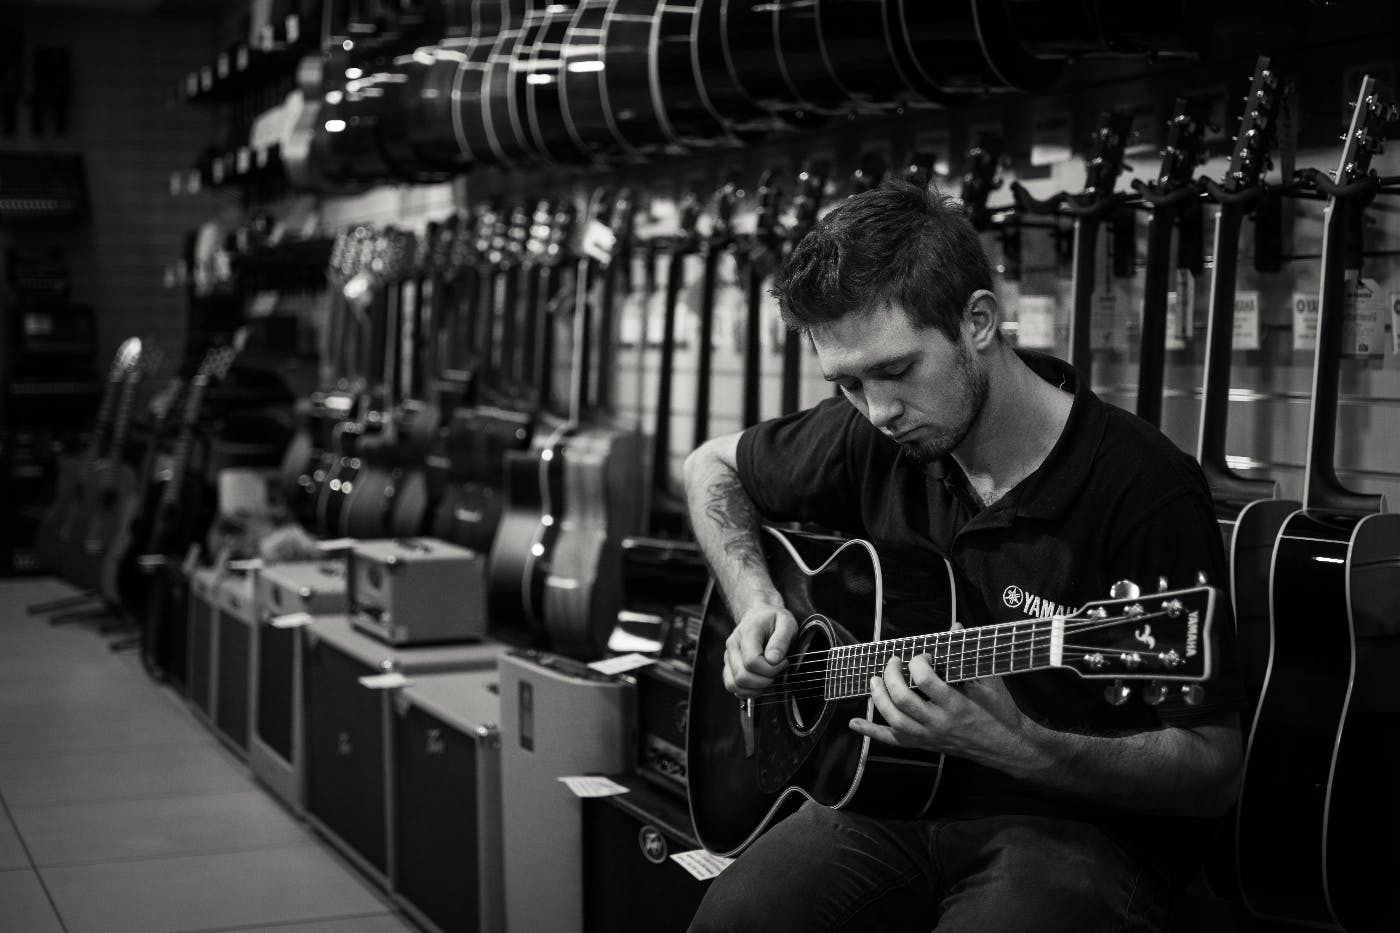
[686,524,1219,856]
[33,337,142,580]
[1235,76,1399,933]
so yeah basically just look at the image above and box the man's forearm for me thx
[682,437,782,614]
[1013,718,1242,818]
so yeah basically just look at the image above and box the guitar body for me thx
[341,433,398,539]
[690,0,788,139]
[1237,509,1400,931]
[97,460,144,606]
[315,421,366,536]
[521,0,585,163]
[599,0,681,156]
[488,419,572,646]
[541,424,645,660]
[434,405,534,552]
[687,527,956,855]
[67,459,127,593]
[649,1,733,149]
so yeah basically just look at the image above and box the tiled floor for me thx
[0,577,419,933]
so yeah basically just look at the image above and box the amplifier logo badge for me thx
[639,825,668,864]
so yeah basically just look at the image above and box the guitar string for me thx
[756,607,1180,671]
[733,609,1191,703]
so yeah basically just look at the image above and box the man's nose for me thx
[866,390,903,430]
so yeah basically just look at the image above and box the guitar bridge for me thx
[739,698,755,758]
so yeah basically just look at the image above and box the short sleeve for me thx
[734,397,865,535]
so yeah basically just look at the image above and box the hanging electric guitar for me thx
[34,338,142,580]
[1235,75,1399,933]
[1012,111,1132,383]
[1130,97,1211,428]
[686,524,1219,856]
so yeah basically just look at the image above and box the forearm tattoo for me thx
[703,473,766,574]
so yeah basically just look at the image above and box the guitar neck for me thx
[1066,214,1102,382]
[1196,202,1278,506]
[1135,203,1178,427]
[742,246,767,428]
[651,245,688,503]
[692,239,722,449]
[824,618,1065,701]
[1303,195,1383,513]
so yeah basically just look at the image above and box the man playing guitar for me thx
[682,181,1244,931]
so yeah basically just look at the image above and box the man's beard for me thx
[897,342,989,467]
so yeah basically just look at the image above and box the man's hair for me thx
[772,180,993,341]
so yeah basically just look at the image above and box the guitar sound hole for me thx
[785,619,831,738]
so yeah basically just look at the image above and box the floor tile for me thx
[0,808,28,869]
[15,789,312,866]
[0,867,65,933]
[41,843,392,933]
[0,742,254,808]
[0,692,210,759]
[205,913,419,933]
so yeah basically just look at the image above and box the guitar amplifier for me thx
[349,537,487,646]
[499,649,636,933]
[186,566,223,720]
[302,616,504,889]
[249,560,348,813]
[634,658,694,799]
[391,670,504,933]
[211,569,258,758]
[581,774,714,933]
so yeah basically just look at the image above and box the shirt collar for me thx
[930,350,1106,522]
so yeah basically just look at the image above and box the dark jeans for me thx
[688,801,1169,933]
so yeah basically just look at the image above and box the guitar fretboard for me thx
[825,619,1061,700]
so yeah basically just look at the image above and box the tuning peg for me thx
[1157,576,1169,592]
[1180,684,1205,705]
[1195,571,1208,586]
[1110,580,1140,600]
[1104,680,1133,706]
[1142,681,1170,706]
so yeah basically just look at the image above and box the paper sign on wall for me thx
[1292,293,1319,352]
[1016,295,1058,350]
[1343,277,1384,358]
[1165,293,1186,350]
[1232,291,1261,351]
[1090,289,1129,351]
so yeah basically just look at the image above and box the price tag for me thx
[588,653,655,676]
[271,612,313,629]
[558,775,630,798]
[236,147,251,175]
[671,850,736,881]
[1232,291,1261,351]
[1343,276,1384,358]
[249,290,279,317]
[315,537,359,551]
[1292,292,1318,352]
[1165,293,1186,351]
[217,53,230,79]
[286,14,300,45]
[185,72,199,98]
[359,672,410,690]
[582,220,616,265]
[200,66,214,91]
[1090,289,1127,351]
[1016,295,1057,350]
[1175,269,1196,338]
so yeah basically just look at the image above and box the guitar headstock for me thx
[495,203,531,269]
[445,211,475,278]
[752,170,782,246]
[1080,111,1134,200]
[110,337,143,380]
[472,201,501,267]
[1153,97,1212,192]
[1224,56,1285,192]
[786,161,827,245]
[960,132,1004,229]
[610,187,639,246]
[1054,582,1216,696]
[708,179,738,245]
[543,198,577,267]
[525,197,555,266]
[675,190,702,251]
[848,150,888,196]
[1334,74,1397,187]
[900,148,936,190]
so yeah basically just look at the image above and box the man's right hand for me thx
[723,603,800,699]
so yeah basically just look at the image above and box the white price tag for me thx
[359,672,410,690]
[316,538,359,551]
[1090,289,1127,351]
[582,219,616,265]
[671,850,736,881]
[271,612,313,629]
[1175,269,1196,338]
[1165,292,1186,351]
[1016,295,1057,350]
[587,653,655,676]
[1232,291,1261,351]
[558,776,631,798]
[1343,276,1384,358]
[1292,292,1319,352]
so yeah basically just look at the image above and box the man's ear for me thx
[963,290,1001,351]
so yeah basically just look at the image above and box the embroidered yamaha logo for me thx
[1002,585,1024,609]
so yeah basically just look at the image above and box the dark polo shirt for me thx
[735,350,1243,861]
